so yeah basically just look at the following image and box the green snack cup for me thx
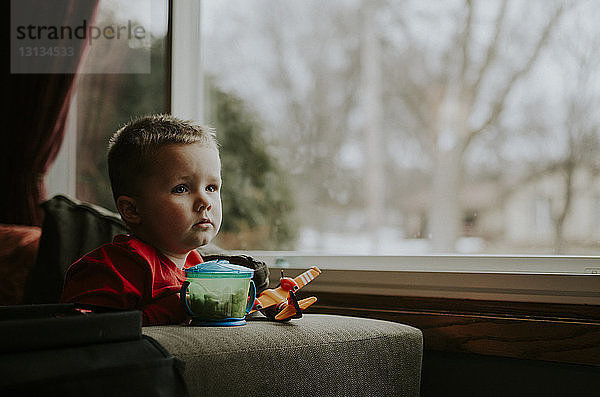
[180,260,256,326]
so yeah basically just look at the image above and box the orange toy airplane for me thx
[249,266,321,321]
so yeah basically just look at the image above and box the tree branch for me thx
[470,1,509,98]
[459,0,475,85]
[464,4,566,154]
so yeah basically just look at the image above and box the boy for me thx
[61,114,248,325]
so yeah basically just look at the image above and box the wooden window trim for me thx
[308,292,600,366]
[268,266,600,366]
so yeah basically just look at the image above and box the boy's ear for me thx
[116,196,142,224]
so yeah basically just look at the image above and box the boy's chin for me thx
[192,234,216,248]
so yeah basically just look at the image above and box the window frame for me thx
[168,0,600,303]
[170,0,203,122]
[244,253,600,305]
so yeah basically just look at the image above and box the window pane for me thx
[74,0,168,211]
[201,0,600,256]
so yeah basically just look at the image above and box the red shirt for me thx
[60,234,203,325]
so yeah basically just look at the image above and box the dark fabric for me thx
[1,332,188,397]
[2,1,98,226]
[0,303,142,353]
[203,254,270,295]
[0,303,188,396]
[144,314,424,397]
[22,195,129,304]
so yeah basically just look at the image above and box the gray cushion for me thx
[143,314,423,397]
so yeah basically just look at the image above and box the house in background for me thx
[504,167,600,250]
[394,165,600,255]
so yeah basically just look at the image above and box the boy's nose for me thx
[194,202,212,212]
[194,195,212,212]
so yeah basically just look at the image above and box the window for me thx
[186,1,600,306]
[198,0,600,261]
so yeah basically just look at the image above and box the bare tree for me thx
[381,1,567,251]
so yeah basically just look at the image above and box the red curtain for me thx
[2,0,98,226]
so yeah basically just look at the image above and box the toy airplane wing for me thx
[292,266,321,289]
[274,296,317,321]
[249,266,321,313]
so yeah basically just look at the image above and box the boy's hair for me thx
[107,114,218,201]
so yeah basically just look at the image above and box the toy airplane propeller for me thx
[249,266,321,321]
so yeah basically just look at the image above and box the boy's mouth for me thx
[193,218,212,228]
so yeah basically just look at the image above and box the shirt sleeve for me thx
[60,245,147,311]
[61,243,195,325]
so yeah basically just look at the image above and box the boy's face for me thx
[131,142,222,258]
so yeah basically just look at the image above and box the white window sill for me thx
[235,251,600,305]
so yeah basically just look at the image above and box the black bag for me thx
[0,304,189,397]
[22,195,129,304]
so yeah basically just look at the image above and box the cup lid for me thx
[185,259,255,278]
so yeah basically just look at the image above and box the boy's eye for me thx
[206,184,219,192]
[172,185,189,194]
